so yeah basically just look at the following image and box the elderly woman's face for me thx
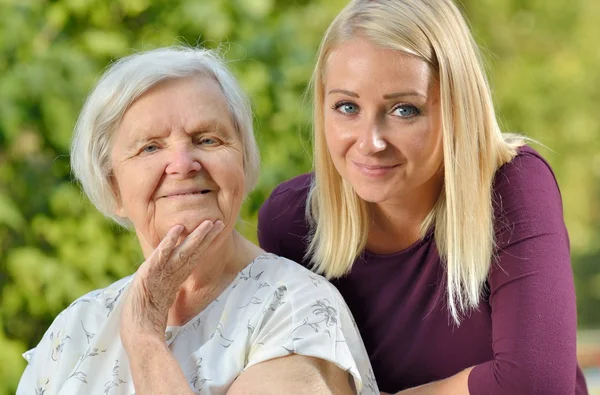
[110,76,245,251]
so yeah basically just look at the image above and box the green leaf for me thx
[0,192,24,230]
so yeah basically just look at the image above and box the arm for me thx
[578,345,600,369]
[388,368,472,395]
[467,153,579,395]
[125,336,195,395]
[120,221,224,395]
[233,258,378,394]
[391,152,579,395]
[228,355,356,395]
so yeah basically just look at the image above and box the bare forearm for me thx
[127,336,194,395]
[393,367,472,395]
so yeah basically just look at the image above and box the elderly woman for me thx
[16,47,378,395]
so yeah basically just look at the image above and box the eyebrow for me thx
[123,131,153,151]
[383,91,427,100]
[327,89,427,100]
[124,119,230,149]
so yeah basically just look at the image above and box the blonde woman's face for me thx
[323,37,443,205]
[110,77,245,255]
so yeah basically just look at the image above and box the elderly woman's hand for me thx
[120,220,224,346]
[118,220,224,394]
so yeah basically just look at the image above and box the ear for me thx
[114,203,125,218]
[109,174,126,217]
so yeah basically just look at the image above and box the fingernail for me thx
[215,221,225,231]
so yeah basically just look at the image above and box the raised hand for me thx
[120,220,225,346]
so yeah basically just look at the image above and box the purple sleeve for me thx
[468,152,579,395]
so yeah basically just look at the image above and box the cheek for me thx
[406,135,432,159]
[215,152,245,198]
[117,164,162,208]
[403,123,442,162]
[137,173,160,199]
[424,123,443,165]
[231,167,246,201]
[324,116,351,156]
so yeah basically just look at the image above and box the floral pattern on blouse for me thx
[17,254,378,394]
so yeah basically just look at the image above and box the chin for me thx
[353,188,388,204]
[163,214,222,235]
[349,176,406,204]
[185,217,220,232]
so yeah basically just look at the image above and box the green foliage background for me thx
[0,0,598,393]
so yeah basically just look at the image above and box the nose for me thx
[165,144,201,177]
[356,121,388,156]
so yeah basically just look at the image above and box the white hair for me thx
[70,46,260,227]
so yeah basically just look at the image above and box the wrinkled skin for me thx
[120,221,224,346]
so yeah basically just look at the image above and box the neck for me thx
[187,230,251,286]
[169,230,263,326]
[367,171,443,254]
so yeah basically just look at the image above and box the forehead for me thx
[117,76,236,141]
[324,37,434,90]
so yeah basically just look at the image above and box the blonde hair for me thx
[70,46,259,227]
[307,0,525,323]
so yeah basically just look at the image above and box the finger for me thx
[156,224,185,261]
[155,225,185,255]
[142,224,185,270]
[188,220,224,246]
[126,224,188,327]
[135,224,184,284]
[159,220,215,280]
[179,220,224,253]
[173,220,225,273]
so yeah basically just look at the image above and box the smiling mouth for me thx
[163,190,211,198]
[353,162,399,170]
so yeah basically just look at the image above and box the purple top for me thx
[258,146,588,395]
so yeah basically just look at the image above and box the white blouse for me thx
[17,254,378,394]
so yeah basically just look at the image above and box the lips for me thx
[158,188,212,199]
[352,161,399,170]
[350,160,401,178]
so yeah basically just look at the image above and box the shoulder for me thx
[234,253,358,343]
[18,276,133,393]
[64,275,132,321]
[24,276,132,363]
[239,253,334,296]
[257,174,313,265]
[56,275,131,326]
[236,254,378,394]
[259,173,312,222]
[229,254,350,324]
[265,173,313,200]
[492,145,567,246]
[239,253,358,334]
[493,145,560,199]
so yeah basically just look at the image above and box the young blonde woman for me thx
[258,0,588,394]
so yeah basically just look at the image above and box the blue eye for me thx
[199,137,218,145]
[333,102,359,115]
[392,105,420,118]
[142,144,159,153]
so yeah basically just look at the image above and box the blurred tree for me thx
[0,0,598,393]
